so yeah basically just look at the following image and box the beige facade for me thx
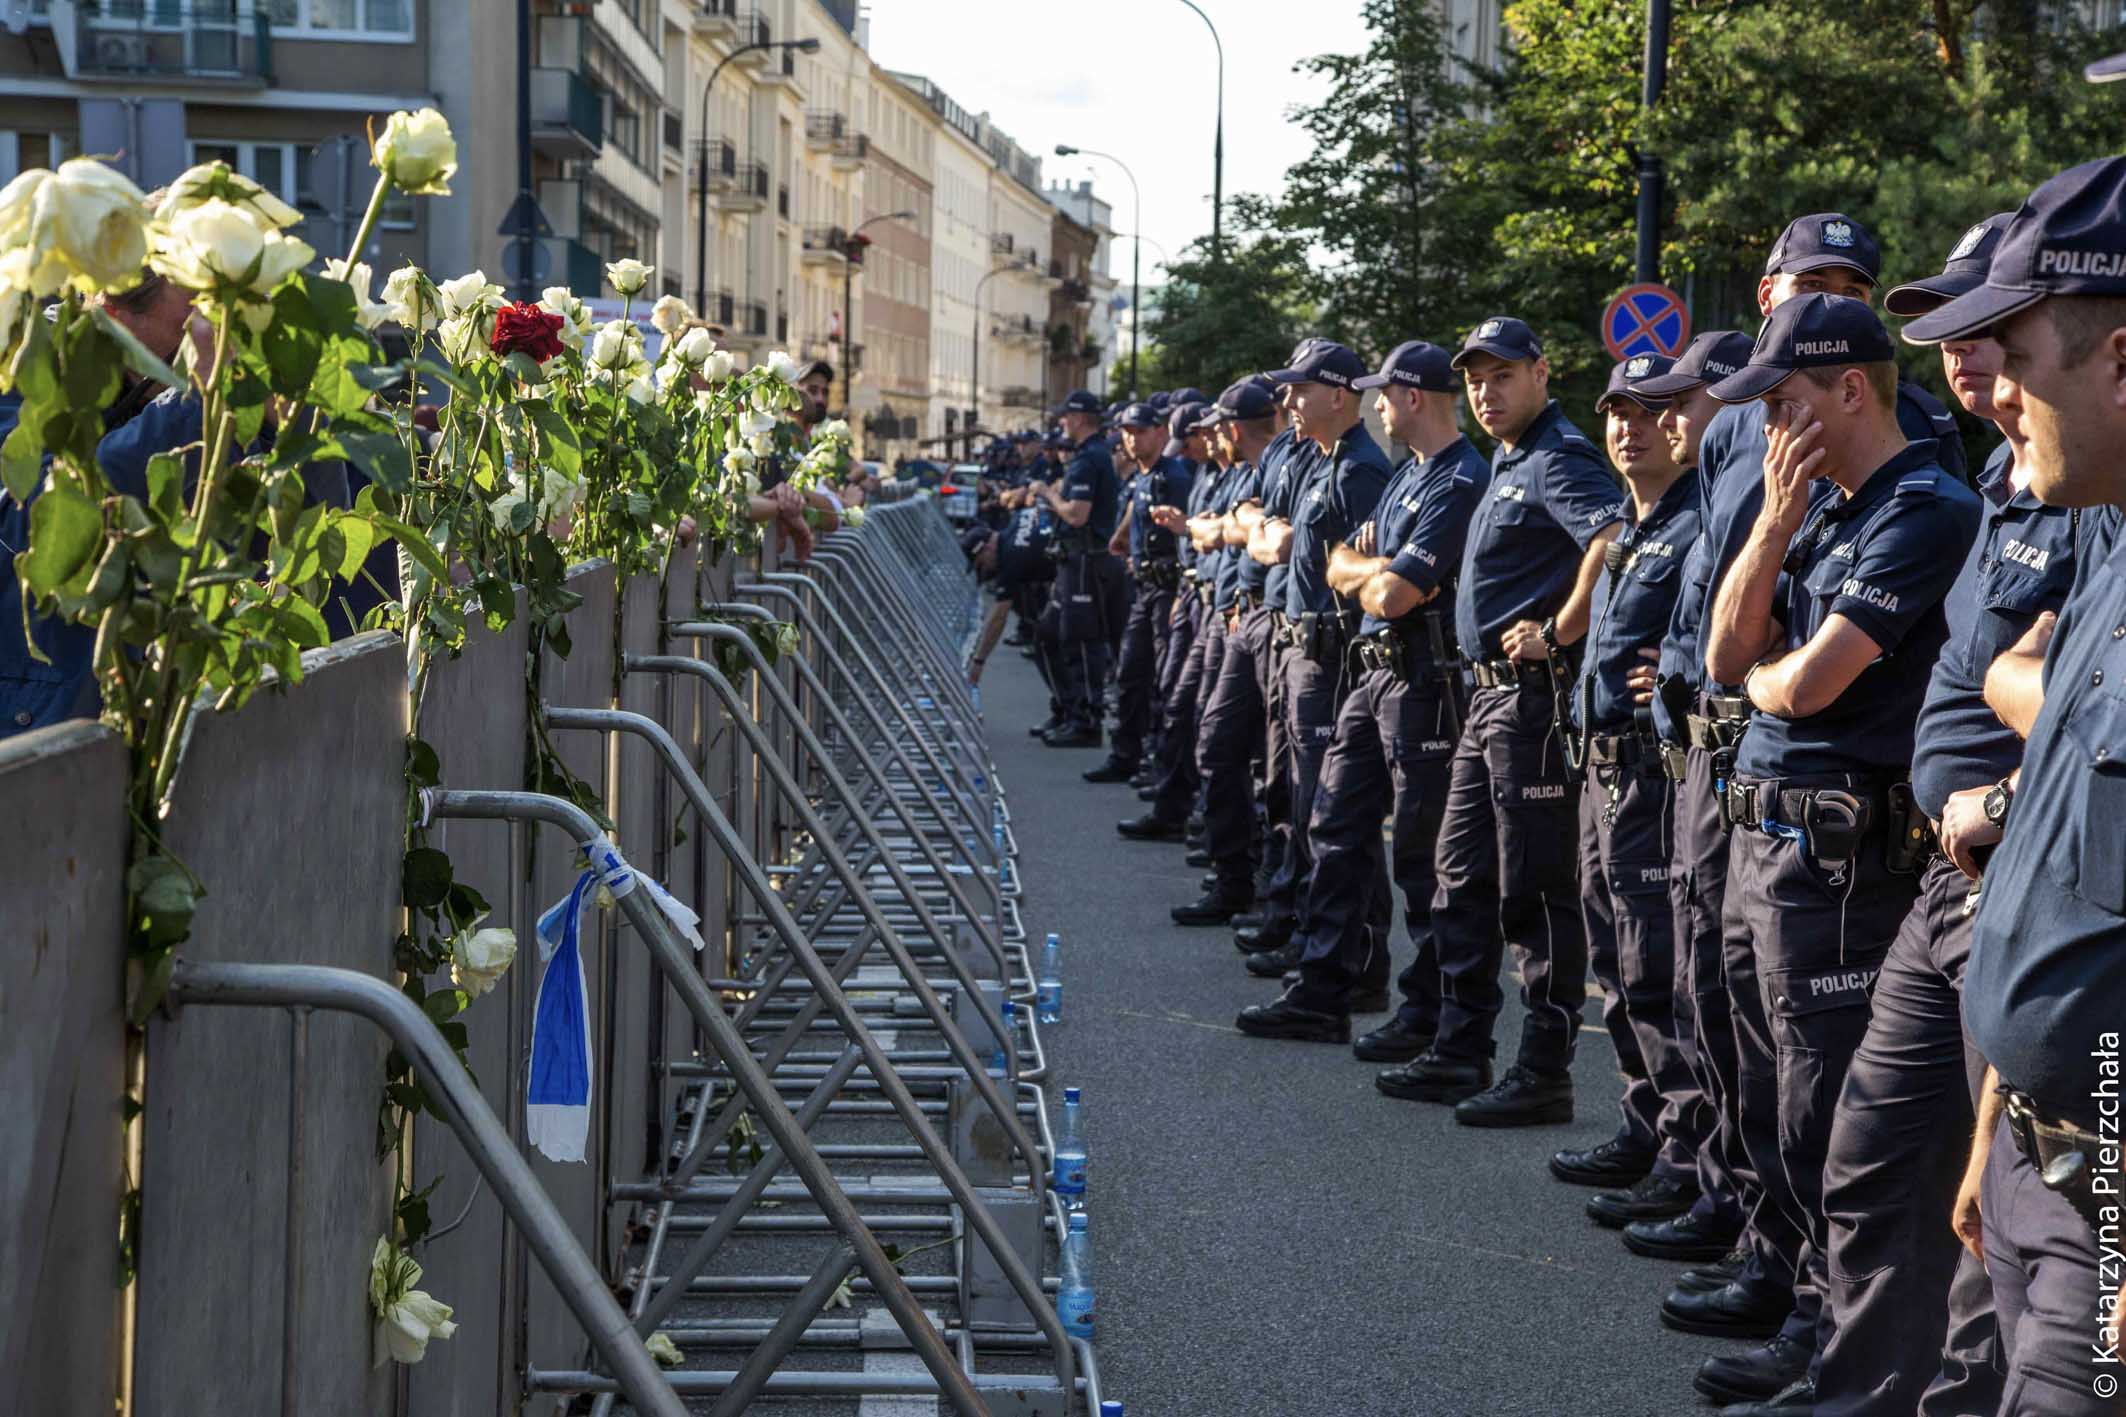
[850,62,932,463]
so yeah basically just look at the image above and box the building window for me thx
[191,138,415,236]
[264,0,413,39]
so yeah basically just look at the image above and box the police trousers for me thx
[1112,582,1176,766]
[1292,666,1459,1022]
[1264,637,1351,919]
[1196,605,1269,897]
[1670,743,1752,1236]
[1980,1115,2120,1416]
[1723,810,1919,1353]
[1256,623,1296,910]
[1579,758,1701,1180]
[1040,552,1127,727]
[1813,857,2002,1417]
[1149,598,1219,824]
[1430,684,1587,1074]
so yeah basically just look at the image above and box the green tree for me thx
[1134,199,1314,396]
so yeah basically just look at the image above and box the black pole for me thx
[513,0,533,300]
[695,45,758,316]
[842,240,853,416]
[1636,0,1671,285]
[1178,0,1223,259]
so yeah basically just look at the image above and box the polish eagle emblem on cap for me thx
[1476,319,1502,339]
[1949,222,1989,261]
[1822,220,1856,248]
[1625,356,1654,378]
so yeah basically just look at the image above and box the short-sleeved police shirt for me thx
[1127,455,1194,562]
[1910,442,2082,818]
[1238,429,1293,600]
[1453,401,1626,659]
[1058,437,1120,545]
[1178,459,1218,572]
[992,503,1052,599]
[1965,531,2126,1131]
[1263,435,1322,609]
[1579,471,1703,732]
[1358,436,1490,638]
[1213,459,1261,612]
[1733,443,1981,779]
[1285,423,1394,619]
[1653,386,1963,741]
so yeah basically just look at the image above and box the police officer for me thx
[970,483,1058,700]
[1700,295,1981,1416]
[1907,154,2126,1417]
[1658,214,1975,1413]
[1390,317,1623,1123]
[1232,341,1485,1051]
[1086,404,1194,783]
[1552,356,1710,1234]
[1764,213,2039,1417]
[1032,389,1126,748]
[1230,340,1394,1038]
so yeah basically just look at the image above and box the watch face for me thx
[1984,787,2010,825]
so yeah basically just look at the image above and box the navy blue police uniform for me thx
[1037,397,1125,741]
[1425,319,1626,1108]
[1566,360,1710,1218]
[1278,341,1485,1035]
[1135,405,1224,831]
[1099,419,1194,776]
[1704,295,1981,1396]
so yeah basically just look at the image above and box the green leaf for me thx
[146,451,186,523]
[276,596,328,650]
[502,351,548,386]
[338,429,412,494]
[405,736,441,789]
[370,514,447,583]
[19,488,102,595]
[84,307,181,395]
[444,880,489,930]
[300,270,362,340]
[401,845,453,910]
[262,284,326,399]
[0,417,47,503]
[329,514,378,581]
[523,400,581,478]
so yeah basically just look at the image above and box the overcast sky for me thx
[864,0,1371,287]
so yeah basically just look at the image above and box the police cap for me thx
[1353,339,1456,392]
[1764,212,1882,282]
[1117,401,1162,428]
[1051,388,1103,417]
[1264,340,1368,388]
[1213,378,1279,421]
[1885,214,2015,318]
[1450,317,1544,369]
[1630,330,1757,398]
[1596,354,1676,413]
[1906,158,2126,344]
[1709,294,1895,403]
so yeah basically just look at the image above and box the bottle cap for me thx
[1001,1001,1015,1017]
[1068,1212,1088,1230]
[1064,1086,1081,1103]
[1100,1404,1124,1416]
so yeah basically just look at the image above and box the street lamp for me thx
[1055,143,1140,399]
[694,34,821,315]
[840,208,917,417]
[1174,0,1224,258]
[971,252,1034,459]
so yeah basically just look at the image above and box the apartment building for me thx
[982,127,1050,436]
[1044,204,1096,408]
[1045,177,1116,398]
[849,61,932,464]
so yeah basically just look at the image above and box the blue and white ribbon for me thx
[527,869,596,1163]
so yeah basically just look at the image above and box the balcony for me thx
[693,138,736,192]
[1001,386,1043,410]
[990,232,1015,257]
[830,134,868,171]
[530,68,604,159]
[714,160,770,213]
[711,289,735,328]
[805,111,847,151]
[801,225,848,266]
[762,43,803,90]
[727,300,769,347]
[50,0,271,86]
[992,313,1042,346]
[694,0,739,41]
[733,9,771,64]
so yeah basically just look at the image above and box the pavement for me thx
[985,644,1725,1417]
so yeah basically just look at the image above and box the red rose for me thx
[490,300,566,363]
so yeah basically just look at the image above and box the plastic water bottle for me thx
[1058,1212,1094,1339]
[1052,1086,1087,1209]
[1037,932,1062,1025]
[1100,1405,1124,1417]
[988,1001,1015,1077]
[969,683,982,716]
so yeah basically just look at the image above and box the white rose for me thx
[748,432,774,458]
[765,349,801,384]
[153,198,262,287]
[625,373,656,404]
[322,259,392,331]
[589,319,640,371]
[672,326,716,367]
[743,470,763,496]
[487,490,528,534]
[700,349,735,384]
[814,418,850,442]
[724,445,757,474]
[650,293,692,336]
[157,159,301,230]
[0,289,31,390]
[437,269,502,318]
[435,312,490,365]
[38,158,152,296]
[251,230,314,296]
[541,467,585,521]
[373,107,457,196]
[381,265,438,331]
[646,1332,684,1368]
[0,167,44,248]
[369,1237,457,1366]
[450,925,516,997]
[693,388,717,414]
[737,408,775,439]
[843,504,864,528]
[605,258,653,296]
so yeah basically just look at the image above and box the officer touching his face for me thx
[1905,156,2126,1417]
[1032,389,1125,749]
[1086,402,1194,784]
[1700,294,1981,1416]
[1394,317,1625,1124]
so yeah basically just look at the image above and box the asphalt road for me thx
[985,645,1724,1417]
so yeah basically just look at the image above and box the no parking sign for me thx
[1602,283,1691,361]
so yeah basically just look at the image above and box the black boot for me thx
[1171,888,1250,926]
[1692,1334,1813,1404]
[1661,1276,1793,1340]
[1549,1136,1655,1188]
[1586,1172,1697,1229]
[1243,941,1302,977]
[1043,721,1102,748]
[1028,714,1063,737]
[1374,1052,1493,1104]
[1116,812,1185,842]
[1185,848,1213,868]
[1623,1212,1741,1264]
[1231,918,1295,953]
[1352,1016,1433,1063]
[1668,1246,1749,1295]
[1452,1065,1573,1128]
[1082,757,1137,783]
[1235,988,1350,1043]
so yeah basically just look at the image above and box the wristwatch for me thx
[1982,775,2015,829]
[1538,617,1562,655]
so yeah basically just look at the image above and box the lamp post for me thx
[695,34,820,315]
[840,208,916,419]
[1055,144,1140,398]
[1174,0,1224,258]
[970,253,1032,459]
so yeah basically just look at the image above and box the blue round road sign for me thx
[1602,283,1690,361]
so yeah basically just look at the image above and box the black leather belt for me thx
[1468,658,1549,691]
[2003,1086,2113,1235]
[1133,558,1181,590]
[1586,732,1655,770]
[1657,742,1690,781]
